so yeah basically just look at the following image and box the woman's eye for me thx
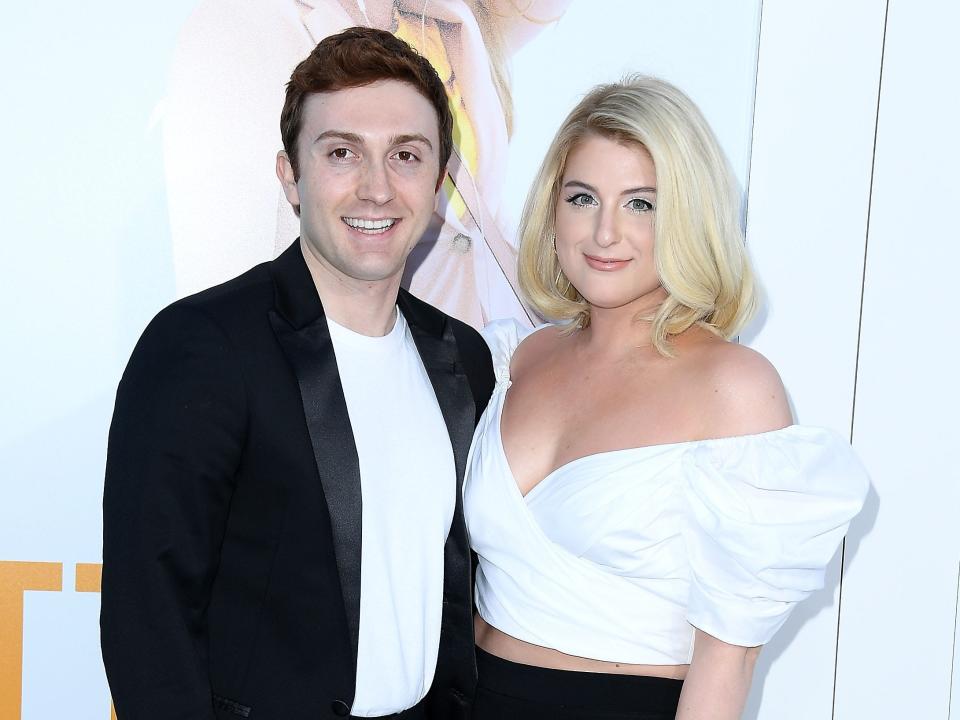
[394,150,419,163]
[626,197,655,213]
[565,193,597,207]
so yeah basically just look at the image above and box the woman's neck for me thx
[576,288,669,361]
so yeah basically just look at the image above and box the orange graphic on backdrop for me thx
[0,562,62,720]
[74,563,115,719]
[0,562,115,720]
[75,563,103,593]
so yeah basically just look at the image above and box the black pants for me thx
[473,647,682,720]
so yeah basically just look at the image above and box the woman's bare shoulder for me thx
[687,337,793,436]
[510,324,567,379]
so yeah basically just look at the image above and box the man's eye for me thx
[330,148,354,160]
[394,150,419,163]
[564,193,596,207]
[626,198,655,213]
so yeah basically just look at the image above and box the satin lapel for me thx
[268,243,362,676]
[397,292,474,507]
[398,291,477,686]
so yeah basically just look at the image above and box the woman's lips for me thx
[583,253,631,271]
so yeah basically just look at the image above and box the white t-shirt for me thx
[326,310,456,717]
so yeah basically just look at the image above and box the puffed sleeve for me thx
[480,318,537,385]
[681,426,870,647]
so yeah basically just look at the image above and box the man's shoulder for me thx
[174,260,275,318]
[138,260,276,354]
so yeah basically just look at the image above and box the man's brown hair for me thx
[280,26,453,182]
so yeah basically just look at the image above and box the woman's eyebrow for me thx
[563,180,656,194]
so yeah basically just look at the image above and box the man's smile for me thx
[342,216,398,234]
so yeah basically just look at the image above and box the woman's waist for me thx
[474,615,688,681]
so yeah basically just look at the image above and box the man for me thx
[101,28,493,720]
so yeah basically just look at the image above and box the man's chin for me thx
[342,259,410,286]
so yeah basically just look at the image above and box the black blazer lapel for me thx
[397,290,476,482]
[397,290,478,704]
[267,241,362,680]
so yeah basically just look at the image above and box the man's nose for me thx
[357,159,395,204]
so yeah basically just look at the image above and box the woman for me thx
[463,75,869,719]
[164,0,571,325]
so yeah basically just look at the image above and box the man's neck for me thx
[300,242,401,337]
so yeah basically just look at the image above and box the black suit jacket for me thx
[101,241,494,720]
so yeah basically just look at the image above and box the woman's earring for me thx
[555,265,572,295]
[553,233,572,294]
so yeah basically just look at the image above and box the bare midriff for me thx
[475,615,689,681]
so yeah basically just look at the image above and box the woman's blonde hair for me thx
[518,74,759,355]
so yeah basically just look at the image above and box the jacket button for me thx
[331,699,350,716]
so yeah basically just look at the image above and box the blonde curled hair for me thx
[517,74,758,355]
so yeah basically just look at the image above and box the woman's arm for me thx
[677,344,782,718]
[676,630,761,720]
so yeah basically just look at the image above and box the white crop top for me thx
[464,319,870,665]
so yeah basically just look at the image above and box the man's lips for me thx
[583,253,631,270]
[342,217,399,235]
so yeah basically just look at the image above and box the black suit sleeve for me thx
[101,303,247,720]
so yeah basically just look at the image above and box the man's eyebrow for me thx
[312,131,434,151]
[391,133,434,150]
[563,180,657,194]
[314,130,364,145]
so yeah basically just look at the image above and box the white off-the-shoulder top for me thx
[464,319,870,665]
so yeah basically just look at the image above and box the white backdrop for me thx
[832,1,960,717]
[2,1,956,719]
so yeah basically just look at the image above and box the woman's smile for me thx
[583,253,632,271]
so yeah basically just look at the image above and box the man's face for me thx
[277,80,442,288]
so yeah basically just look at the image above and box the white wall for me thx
[742,2,887,717]
[747,1,960,718]
[833,1,960,717]
[0,3,196,719]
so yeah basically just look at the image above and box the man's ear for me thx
[434,168,448,212]
[277,151,301,214]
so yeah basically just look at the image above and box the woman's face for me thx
[554,134,663,315]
